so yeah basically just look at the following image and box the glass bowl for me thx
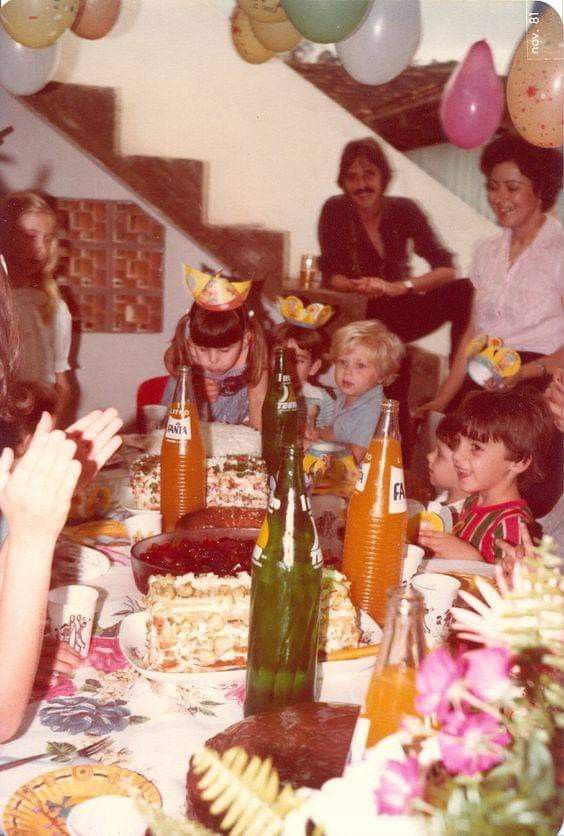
[130,527,259,594]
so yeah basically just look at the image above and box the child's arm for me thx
[0,417,82,742]
[418,530,484,561]
[248,368,268,431]
[350,443,367,464]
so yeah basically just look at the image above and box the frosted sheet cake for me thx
[143,568,361,672]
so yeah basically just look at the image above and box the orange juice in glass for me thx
[363,587,425,747]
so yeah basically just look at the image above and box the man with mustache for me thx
[318,137,473,451]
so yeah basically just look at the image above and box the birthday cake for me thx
[143,568,361,673]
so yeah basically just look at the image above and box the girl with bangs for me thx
[164,303,268,429]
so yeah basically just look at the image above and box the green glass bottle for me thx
[244,442,323,717]
[261,347,298,480]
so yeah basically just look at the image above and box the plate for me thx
[2,763,161,836]
[119,611,381,686]
[52,540,111,585]
[423,559,495,578]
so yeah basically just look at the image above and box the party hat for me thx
[183,264,252,311]
[277,295,333,330]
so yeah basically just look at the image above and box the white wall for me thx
[55,0,497,284]
[0,89,220,424]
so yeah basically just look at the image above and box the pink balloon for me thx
[440,40,504,150]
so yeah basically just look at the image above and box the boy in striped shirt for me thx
[419,387,553,564]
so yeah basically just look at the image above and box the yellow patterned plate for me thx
[3,763,161,835]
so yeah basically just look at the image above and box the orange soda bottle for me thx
[342,399,407,625]
[363,586,426,747]
[160,365,206,532]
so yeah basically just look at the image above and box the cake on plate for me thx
[143,567,362,673]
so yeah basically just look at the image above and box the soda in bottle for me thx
[342,399,407,625]
[160,365,206,532]
[363,586,425,747]
[244,441,323,717]
[261,347,298,480]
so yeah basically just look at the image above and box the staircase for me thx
[22,82,287,288]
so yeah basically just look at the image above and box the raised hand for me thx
[65,408,123,490]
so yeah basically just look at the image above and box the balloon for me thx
[281,0,369,45]
[439,40,504,149]
[72,0,121,40]
[250,16,302,52]
[0,23,60,94]
[238,0,287,24]
[231,7,274,64]
[0,0,78,48]
[506,7,563,148]
[336,0,421,85]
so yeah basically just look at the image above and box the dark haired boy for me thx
[420,387,553,564]
[426,413,468,520]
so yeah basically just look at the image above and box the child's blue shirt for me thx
[319,384,383,448]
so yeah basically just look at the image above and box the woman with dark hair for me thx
[419,133,563,414]
[318,137,474,449]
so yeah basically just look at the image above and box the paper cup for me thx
[124,511,162,545]
[47,585,99,657]
[142,404,168,433]
[402,544,425,584]
[67,795,148,836]
[411,573,461,648]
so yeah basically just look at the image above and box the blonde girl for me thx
[164,303,268,429]
[0,191,72,422]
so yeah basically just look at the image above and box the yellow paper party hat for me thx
[183,264,252,311]
[277,295,333,330]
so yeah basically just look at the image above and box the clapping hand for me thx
[65,408,123,490]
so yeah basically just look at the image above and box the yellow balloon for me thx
[250,16,303,52]
[231,6,274,64]
[0,0,79,48]
[237,0,286,24]
[506,7,563,148]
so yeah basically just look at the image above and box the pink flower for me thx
[31,673,77,702]
[463,647,512,703]
[224,682,246,705]
[85,637,128,673]
[438,710,511,776]
[374,757,423,815]
[416,648,464,719]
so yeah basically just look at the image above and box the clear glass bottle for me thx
[244,441,323,717]
[363,586,426,747]
[160,365,206,532]
[342,399,407,625]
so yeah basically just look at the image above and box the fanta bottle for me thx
[342,399,407,625]
[160,365,206,532]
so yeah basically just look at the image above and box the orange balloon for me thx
[237,0,287,24]
[72,0,121,40]
[506,7,563,148]
[250,16,302,52]
[231,7,274,64]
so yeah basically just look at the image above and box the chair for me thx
[136,375,169,432]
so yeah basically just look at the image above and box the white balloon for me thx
[337,0,421,86]
[0,24,61,96]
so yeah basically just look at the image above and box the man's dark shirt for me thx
[318,195,454,286]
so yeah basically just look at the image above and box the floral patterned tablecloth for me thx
[0,467,372,832]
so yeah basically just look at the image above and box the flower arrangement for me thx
[373,536,564,834]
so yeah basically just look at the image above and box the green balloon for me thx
[281,0,370,44]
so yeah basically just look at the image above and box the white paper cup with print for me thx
[47,585,99,658]
[142,404,168,433]
[402,544,425,584]
[411,573,461,649]
[124,511,162,545]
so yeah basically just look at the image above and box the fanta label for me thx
[165,415,191,441]
[389,465,407,514]
[355,455,372,492]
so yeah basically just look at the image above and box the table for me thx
[0,459,373,832]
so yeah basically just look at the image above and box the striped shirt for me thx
[453,495,534,564]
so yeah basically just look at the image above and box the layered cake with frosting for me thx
[130,454,268,511]
[143,567,362,673]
